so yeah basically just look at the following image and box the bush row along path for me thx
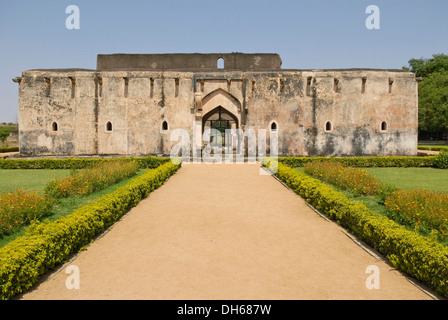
[20,163,435,300]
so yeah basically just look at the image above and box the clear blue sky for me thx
[0,0,447,122]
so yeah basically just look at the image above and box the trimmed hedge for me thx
[0,156,170,170]
[264,160,448,298]
[0,160,180,300]
[418,146,448,152]
[278,156,436,168]
[0,147,19,154]
[0,155,437,169]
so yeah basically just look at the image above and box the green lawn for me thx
[365,167,448,193]
[0,169,71,192]
[296,166,448,246]
[0,168,147,247]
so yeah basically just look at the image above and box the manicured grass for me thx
[0,169,146,247]
[365,167,448,193]
[0,169,71,192]
[295,166,448,246]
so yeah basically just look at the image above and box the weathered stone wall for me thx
[97,53,282,71]
[15,57,418,157]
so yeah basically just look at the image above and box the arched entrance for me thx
[202,106,239,147]
[195,88,242,154]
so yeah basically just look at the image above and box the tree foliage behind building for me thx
[404,54,448,141]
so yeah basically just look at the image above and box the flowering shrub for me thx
[44,161,139,198]
[0,190,53,236]
[385,189,448,237]
[303,160,385,196]
[263,160,448,298]
[303,160,448,239]
[0,161,180,300]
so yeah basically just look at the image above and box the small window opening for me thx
[251,80,256,94]
[124,77,129,98]
[106,121,113,132]
[270,122,277,131]
[306,77,312,97]
[217,57,224,69]
[388,78,394,94]
[280,79,285,93]
[175,78,179,97]
[162,121,168,131]
[150,78,154,98]
[200,80,205,92]
[97,76,103,98]
[325,121,332,132]
[44,77,52,97]
[362,77,367,94]
[381,121,388,132]
[69,77,76,99]
[52,122,58,132]
[334,78,340,93]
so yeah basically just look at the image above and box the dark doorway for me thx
[202,106,238,147]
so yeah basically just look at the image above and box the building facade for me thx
[13,53,418,157]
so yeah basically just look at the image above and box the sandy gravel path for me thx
[20,163,435,300]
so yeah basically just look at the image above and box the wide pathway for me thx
[20,163,435,300]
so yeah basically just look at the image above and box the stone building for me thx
[13,53,418,157]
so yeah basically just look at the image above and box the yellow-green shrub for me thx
[278,156,436,168]
[0,161,180,300]
[264,160,448,298]
[0,156,170,170]
[44,160,139,198]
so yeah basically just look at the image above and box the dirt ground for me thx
[0,152,19,159]
[19,163,437,300]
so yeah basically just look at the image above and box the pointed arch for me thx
[201,88,241,121]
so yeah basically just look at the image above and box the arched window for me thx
[270,122,277,131]
[106,121,113,132]
[162,121,168,131]
[217,57,224,69]
[381,121,388,132]
[52,122,58,132]
[325,121,332,132]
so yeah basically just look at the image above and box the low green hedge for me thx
[278,156,436,168]
[264,160,448,298]
[418,146,448,152]
[0,147,19,154]
[0,160,180,300]
[0,155,437,169]
[0,156,170,170]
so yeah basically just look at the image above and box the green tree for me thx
[404,54,448,140]
[0,128,11,143]
[404,53,448,78]
[0,126,18,145]
[418,70,448,139]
